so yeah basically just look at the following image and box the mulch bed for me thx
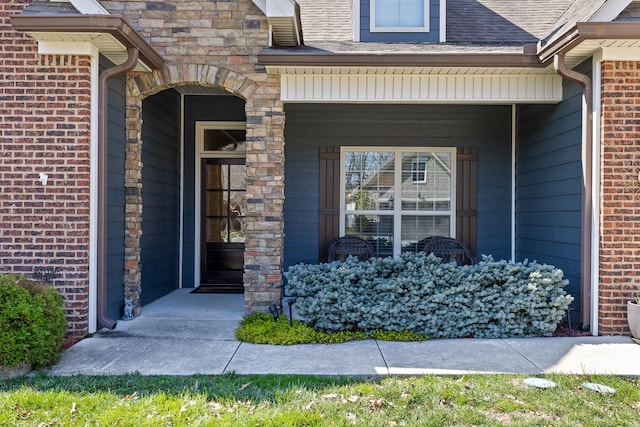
[552,321,592,337]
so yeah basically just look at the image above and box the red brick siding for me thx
[599,60,640,335]
[1,1,92,337]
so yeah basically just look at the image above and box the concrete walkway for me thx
[46,289,640,377]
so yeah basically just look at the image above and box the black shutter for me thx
[318,146,340,262]
[456,147,478,256]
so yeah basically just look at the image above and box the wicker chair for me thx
[327,236,375,262]
[421,236,476,266]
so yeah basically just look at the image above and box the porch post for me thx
[243,78,286,311]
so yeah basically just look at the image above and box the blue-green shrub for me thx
[285,253,573,338]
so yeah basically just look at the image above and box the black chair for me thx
[421,236,476,266]
[327,236,375,262]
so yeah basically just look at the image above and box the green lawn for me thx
[1,373,638,426]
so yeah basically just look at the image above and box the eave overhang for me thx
[538,22,640,66]
[11,14,164,72]
[258,52,543,68]
[258,50,562,103]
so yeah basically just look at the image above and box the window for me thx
[196,121,246,155]
[411,160,427,183]
[341,147,455,257]
[370,0,429,33]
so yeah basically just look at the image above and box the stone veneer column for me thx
[243,85,286,311]
[123,78,143,317]
[115,0,285,314]
[599,60,640,335]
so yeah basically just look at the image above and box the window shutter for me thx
[456,147,478,256]
[319,146,340,262]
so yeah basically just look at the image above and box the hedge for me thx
[285,253,573,338]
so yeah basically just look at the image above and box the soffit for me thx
[11,15,164,73]
[561,38,640,67]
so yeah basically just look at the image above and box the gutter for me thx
[539,22,640,64]
[258,52,543,68]
[553,53,593,329]
[11,14,164,71]
[97,47,140,329]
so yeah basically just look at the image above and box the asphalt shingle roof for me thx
[447,0,575,45]
[542,0,608,45]
[293,0,640,55]
[615,2,640,21]
[19,0,81,15]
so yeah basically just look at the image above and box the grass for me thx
[235,313,429,345]
[1,373,639,426]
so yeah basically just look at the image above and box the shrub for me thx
[285,253,573,339]
[0,274,67,368]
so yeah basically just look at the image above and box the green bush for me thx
[235,313,368,345]
[0,274,67,368]
[285,253,573,338]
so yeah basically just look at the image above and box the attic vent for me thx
[270,16,301,47]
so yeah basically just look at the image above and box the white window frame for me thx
[340,147,456,256]
[370,0,430,33]
[411,159,427,183]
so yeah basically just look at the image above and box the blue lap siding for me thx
[515,59,591,311]
[283,104,512,268]
[140,90,181,304]
[102,55,127,320]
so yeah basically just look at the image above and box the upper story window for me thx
[370,0,429,32]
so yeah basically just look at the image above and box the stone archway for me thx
[122,65,285,315]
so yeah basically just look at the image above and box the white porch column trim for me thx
[273,68,563,103]
[439,0,447,43]
[511,104,517,262]
[591,50,603,337]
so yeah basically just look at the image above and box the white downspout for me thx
[591,51,603,336]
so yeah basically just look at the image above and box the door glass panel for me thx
[201,158,245,286]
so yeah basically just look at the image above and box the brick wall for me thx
[599,60,640,335]
[0,1,92,338]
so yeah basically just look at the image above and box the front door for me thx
[201,158,246,292]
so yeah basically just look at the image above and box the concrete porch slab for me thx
[105,318,239,341]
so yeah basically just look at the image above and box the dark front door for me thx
[201,158,246,291]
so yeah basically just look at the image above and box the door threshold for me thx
[191,285,244,294]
